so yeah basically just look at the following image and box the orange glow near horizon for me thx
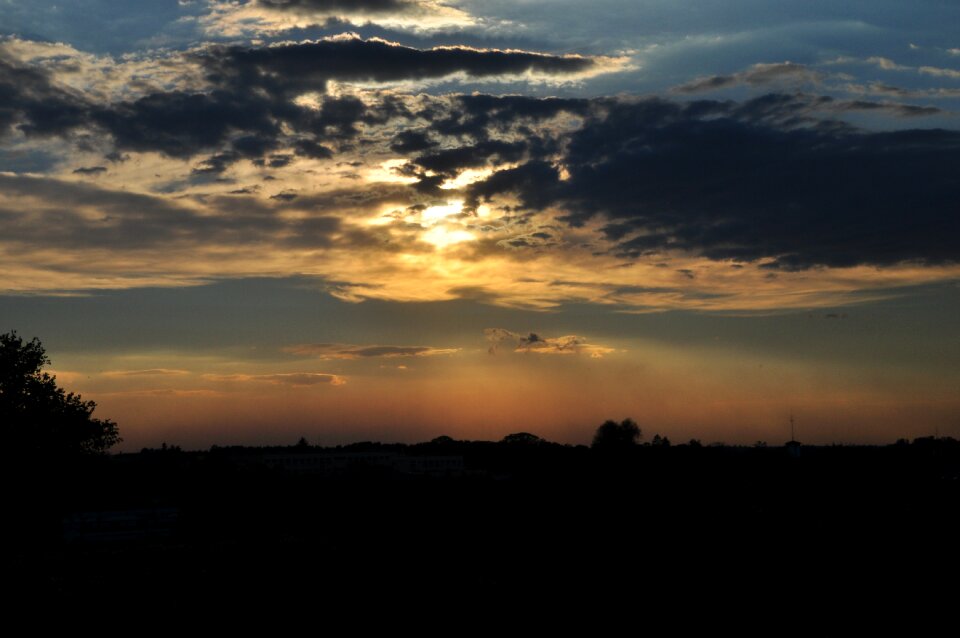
[50,333,960,451]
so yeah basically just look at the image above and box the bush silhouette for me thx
[591,418,641,450]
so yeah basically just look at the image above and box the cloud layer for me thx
[0,22,957,312]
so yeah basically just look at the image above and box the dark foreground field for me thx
[8,438,960,621]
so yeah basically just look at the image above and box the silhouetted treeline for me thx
[10,433,960,620]
[21,433,960,528]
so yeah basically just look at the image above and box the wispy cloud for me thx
[103,368,191,377]
[484,328,615,358]
[287,343,459,359]
[673,61,824,93]
[204,372,346,385]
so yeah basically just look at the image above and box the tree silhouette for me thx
[0,331,120,456]
[651,433,671,447]
[591,418,641,450]
[501,432,546,445]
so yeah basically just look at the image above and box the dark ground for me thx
[7,438,960,623]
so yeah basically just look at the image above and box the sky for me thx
[1,0,958,449]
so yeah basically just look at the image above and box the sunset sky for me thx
[2,1,958,449]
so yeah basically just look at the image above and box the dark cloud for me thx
[252,153,295,168]
[0,173,345,251]
[193,152,240,175]
[497,229,556,251]
[484,328,613,357]
[413,140,526,175]
[403,138,529,191]
[72,165,107,175]
[286,94,370,143]
[0,50,87,138]
[91,90,282,158]
[274,183,412,211]
[257,0,414,13]
[282,216,341,248]
[892,104,943,116]
[673,63,823,94]
[409,172,445,194]
[672,64,946,120]
[833,99,942,117]
[3,37,597,168]
[231,134,280,157]
[424,94,588,141]
[466,160,560,211]
[198,36,596,99]
[390,130,436,153]
[464,94,960,269]
[455,94,591,125]
[287,343,458,358]
[293,139,334,159]
[673,75,737,93]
